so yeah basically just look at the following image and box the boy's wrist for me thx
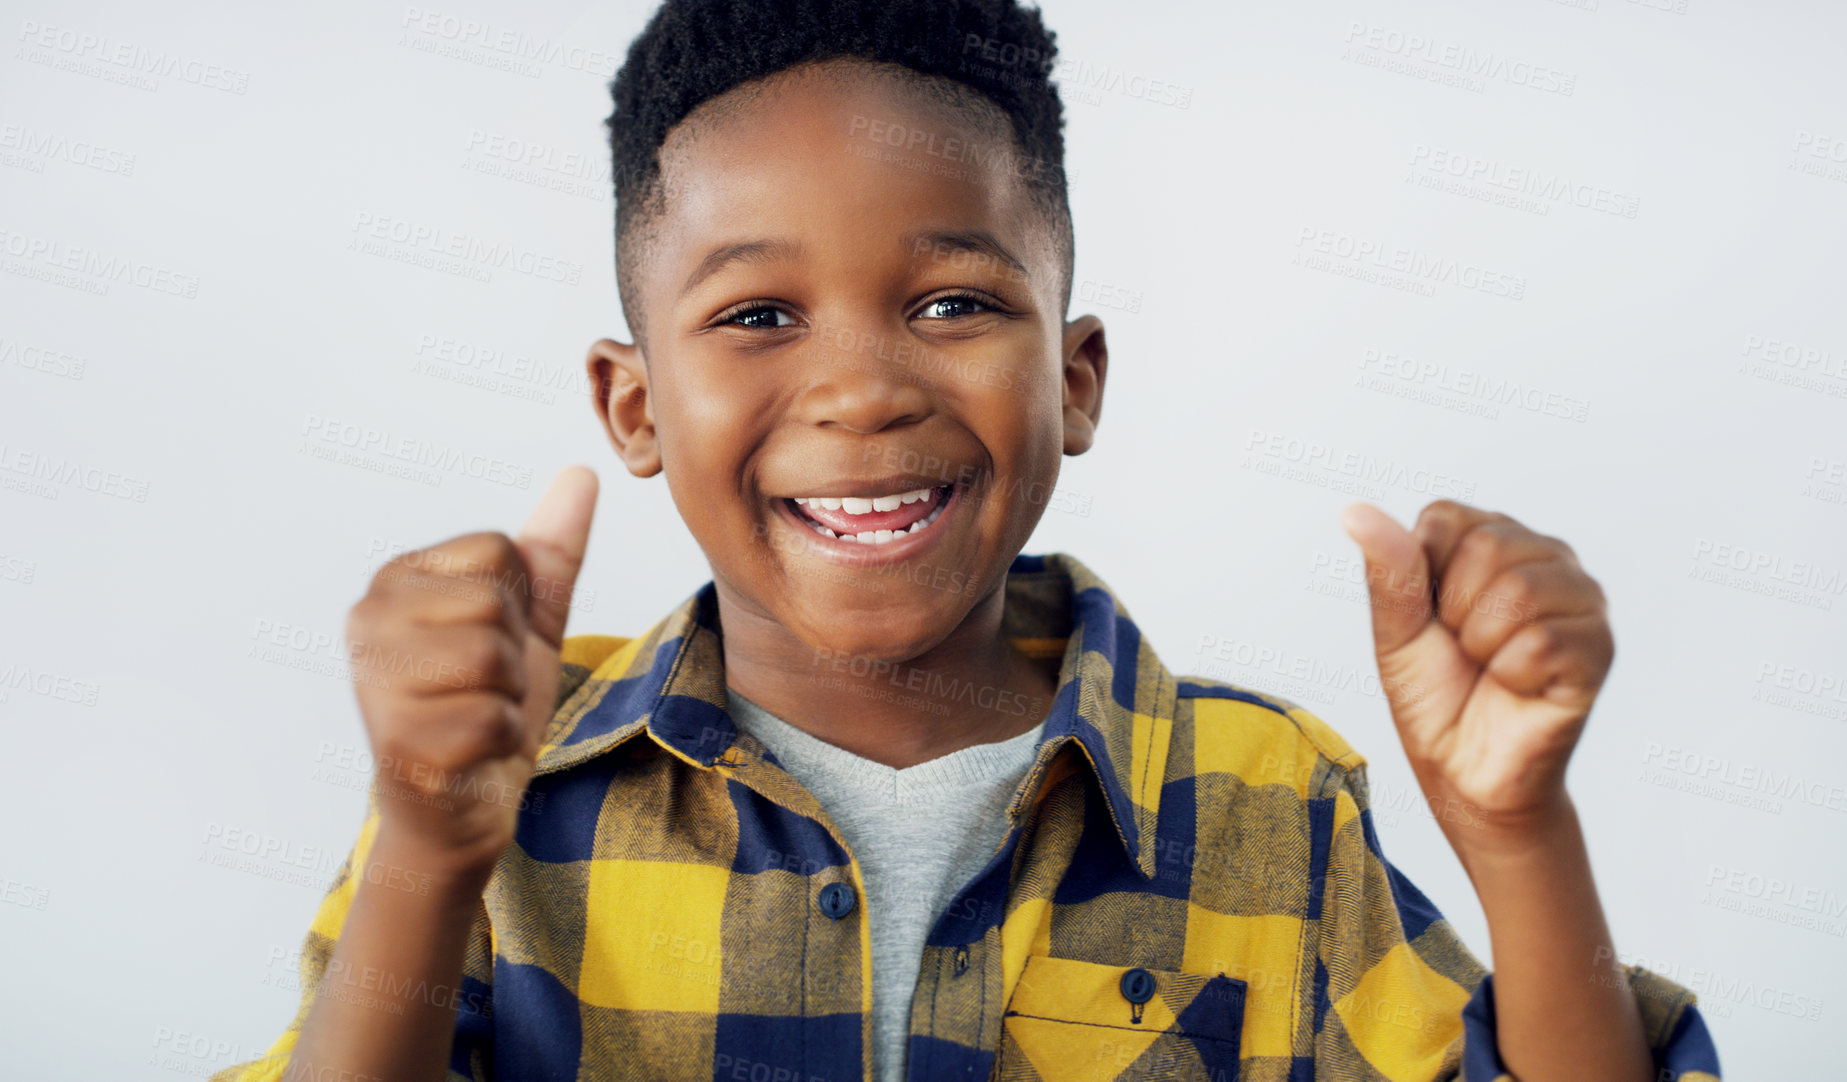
[1425,779,1581,868]
[369,820,503,900]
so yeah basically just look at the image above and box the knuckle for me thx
[453,628,505,674]
[459,696,522,757]
[1459,523,1509,564]
[1493,565,1542,612]
[457,631,521,691]
[455,531,521,571]
[1417,499,1460,525]
[382,544,440,580]
[1527,621,1568,660]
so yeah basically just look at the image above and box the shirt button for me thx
[817,882,856,919]
[1120,967,1155,1004]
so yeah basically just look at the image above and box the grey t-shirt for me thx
[725,687,1045,1082]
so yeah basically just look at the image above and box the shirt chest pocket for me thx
[994,955,1246,1082]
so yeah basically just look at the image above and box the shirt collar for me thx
[532,551,1178,878]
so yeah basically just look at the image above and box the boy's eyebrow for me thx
[904,228,1031,282]
[679,229,1031,298]
[681,238,805,297]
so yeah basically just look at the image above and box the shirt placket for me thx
[900,740,1087,1082]
[714,746,881,1082]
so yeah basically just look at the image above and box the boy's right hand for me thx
[346,465,599,879]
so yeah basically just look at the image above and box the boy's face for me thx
[590,60,1106,662]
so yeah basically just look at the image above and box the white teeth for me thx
[788,485,953,545]
[792,486,935,511]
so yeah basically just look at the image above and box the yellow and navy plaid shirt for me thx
[216,551,1720,1082]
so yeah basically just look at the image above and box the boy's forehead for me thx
[645,64,1055,301]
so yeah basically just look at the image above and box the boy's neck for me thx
[714,585,1059,771]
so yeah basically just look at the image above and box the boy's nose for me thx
[793,325,935,433]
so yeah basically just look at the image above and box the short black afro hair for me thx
[604,0,1074,344]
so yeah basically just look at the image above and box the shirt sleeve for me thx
[1309,759,1723,1081]
[206,786,496,1082]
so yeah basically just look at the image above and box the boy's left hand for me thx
[1339,500,1613,849]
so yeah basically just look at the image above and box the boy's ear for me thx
[585,338,662,478]
[1060,314,1108,456]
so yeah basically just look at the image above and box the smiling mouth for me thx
[783,483,955,545]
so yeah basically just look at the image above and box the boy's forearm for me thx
[1448,796,1654,1082]
[285,826,492,1082]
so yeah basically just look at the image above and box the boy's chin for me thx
[777,579,980,657]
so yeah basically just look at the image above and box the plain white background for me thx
[2,0,1844,1076]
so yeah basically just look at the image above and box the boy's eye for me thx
[726,305,796,329]
[917,294,991,320]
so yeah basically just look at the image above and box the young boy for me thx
[213,1,1722,1079]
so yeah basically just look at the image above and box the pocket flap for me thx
[998,956,1247,1079]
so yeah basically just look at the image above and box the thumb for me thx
[1339,502,1435,657]
[515,465,599,649]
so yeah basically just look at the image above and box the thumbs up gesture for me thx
[346,466,599,877]
[1340,500,1613,846]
